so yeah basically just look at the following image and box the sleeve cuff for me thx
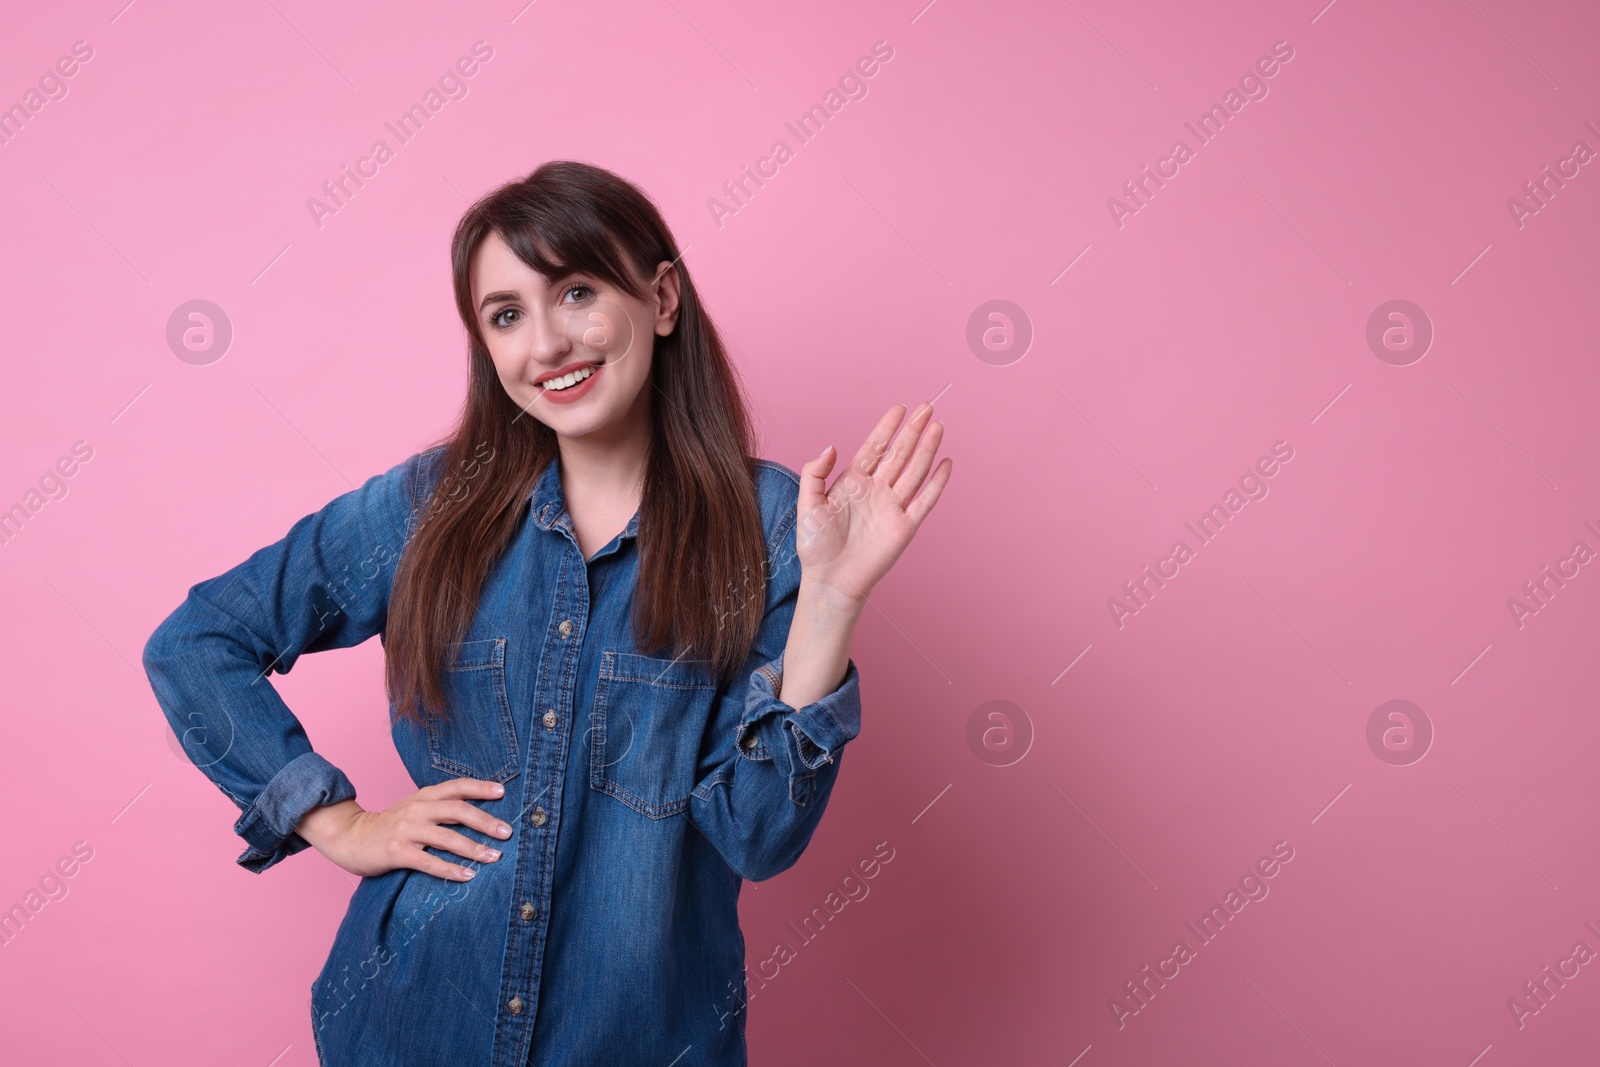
[735,651,862,773]
[232,751,357,874]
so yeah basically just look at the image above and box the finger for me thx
[431,798,514,841]
[419,824,503,865]
[890,416,943,508]
[798,444,837,518]
[904,456,953,528]
[421,777,507,802]
[849,404,907,479]
[400,846,480,882]
[875,401,936,488]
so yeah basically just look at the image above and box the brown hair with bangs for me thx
[384,160,770,726]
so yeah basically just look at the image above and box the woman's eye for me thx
[488,285,591,328]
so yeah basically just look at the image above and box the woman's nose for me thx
[523,304,572,364]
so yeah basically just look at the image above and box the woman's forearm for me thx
[776,576,865,709]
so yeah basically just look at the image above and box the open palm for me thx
[795,401,953,604]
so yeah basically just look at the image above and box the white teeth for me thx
[542,364,597,391]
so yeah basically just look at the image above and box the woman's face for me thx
[470,230,680,443]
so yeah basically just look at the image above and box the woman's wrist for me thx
[296,797,363,850]
[799,573,869,617]
[778,577,862,709]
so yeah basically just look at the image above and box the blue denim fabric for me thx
[141,446,863,1066]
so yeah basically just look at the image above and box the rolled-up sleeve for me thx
[232,752,358,872]
[738,653,861,774]
[141,452,427,873]
[690,494,864,882]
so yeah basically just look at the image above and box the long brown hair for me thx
[385,160,770,725]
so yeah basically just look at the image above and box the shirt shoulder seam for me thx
[407,444,452,537]
[751,457,800,486]
[751,458,800,558]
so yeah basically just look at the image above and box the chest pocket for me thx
[427,637,520,784]
[590,650,719,819]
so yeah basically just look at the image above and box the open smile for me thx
[536,360,603,403]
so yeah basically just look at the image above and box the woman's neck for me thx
[554,411,651,558]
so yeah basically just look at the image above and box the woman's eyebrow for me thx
[478,272,591,311]
[477,290,521,311]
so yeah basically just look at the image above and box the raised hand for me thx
[794,400,952,605]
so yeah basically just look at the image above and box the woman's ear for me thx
[652,260,682,336]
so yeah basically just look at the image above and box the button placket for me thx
[498,557,586,1043]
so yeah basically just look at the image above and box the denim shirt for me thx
[141,445,863,1066]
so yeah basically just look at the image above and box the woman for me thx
[142,160,950,1066]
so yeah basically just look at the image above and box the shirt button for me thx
[558,619,573,638]
[508,996,524,1015]
[743,733,759,750]
[520,901,536,922]
[543,709,558,729]
[531,806,548,827]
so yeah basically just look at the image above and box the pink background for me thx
[3,0,1600,1063]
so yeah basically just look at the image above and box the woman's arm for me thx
[686,528,864,883]
[143,447,512,882]
[686,402,950,881]
[142,455,423,872]
[780,398,950,706]
[773,577,863,710]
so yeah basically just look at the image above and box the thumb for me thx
[798,444,836,516]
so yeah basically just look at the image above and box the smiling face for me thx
[470,229,680,444]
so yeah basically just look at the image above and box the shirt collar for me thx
[529,454,641,541]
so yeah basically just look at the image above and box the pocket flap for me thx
[601,650,716,689]
[447,637,505,671]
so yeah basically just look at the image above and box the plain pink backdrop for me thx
[4,0,1600,1063]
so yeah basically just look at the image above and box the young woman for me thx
[142,160,951,1066]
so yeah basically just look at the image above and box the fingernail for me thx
[818,444,832,460]
[484,848,501,860]
[492,783,504,796]
[461,867,475,879]
[497,823,511,837]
